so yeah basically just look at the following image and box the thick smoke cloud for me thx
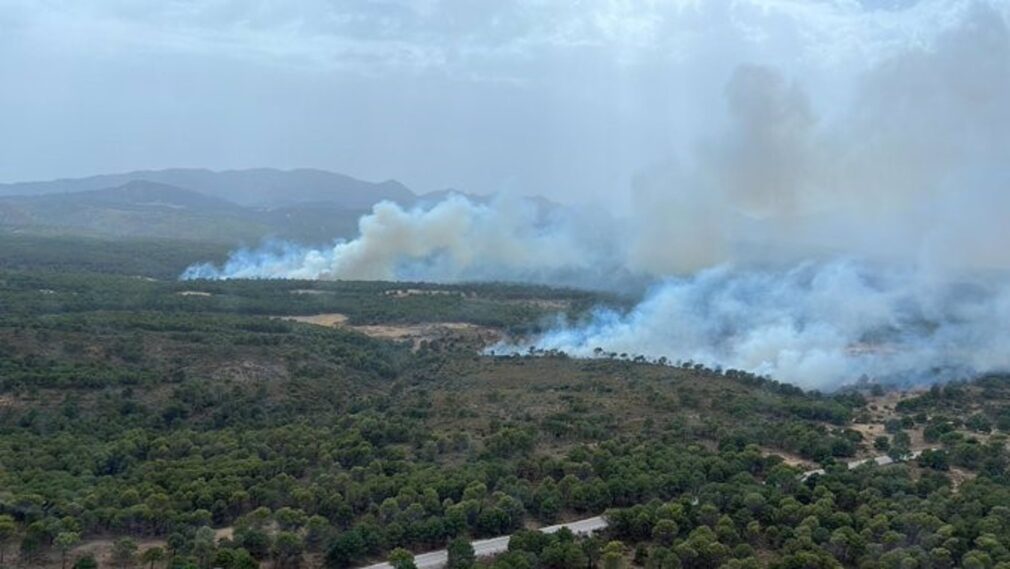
[629,2,1010,275]
[523,261,1010,391]
[185,2,1010,389]
[183,195,628,286]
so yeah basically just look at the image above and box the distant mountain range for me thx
[0,168,414,208]
[0,168,559,245]
[0,169,424,243]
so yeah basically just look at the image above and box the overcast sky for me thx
[0,0,1000,202]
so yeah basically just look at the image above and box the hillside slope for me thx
[0,179,379,243]
[0,180,274,242]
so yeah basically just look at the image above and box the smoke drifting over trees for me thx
[186,2,1010,389]
[525,261,1010,390]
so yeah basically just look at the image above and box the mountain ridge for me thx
[0,180,278,243]
[0,169,554,244]
[0,167,415,208]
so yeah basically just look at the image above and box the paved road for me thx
[361,516,608,569]
[361,452,923,569]
[799,449,928,481]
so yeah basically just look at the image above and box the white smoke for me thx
[518,260,1010,390]
[183,194,629,285]
[184,1,1010,389]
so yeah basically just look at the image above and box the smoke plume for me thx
[183,195,628,286]
[185,2,1010,389]
[522,261,1010,390]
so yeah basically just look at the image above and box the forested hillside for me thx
[0,265,1007,569]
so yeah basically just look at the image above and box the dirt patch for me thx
[60,536,166,569]
[849,422,932,453]
[948,466,977,489]
[177,291,212,297]
[760,446,815,469]
[850,422,882,441]
[848,389,944,457]
[285,313,350,326]
[864,389,927,416]
[280,313,501,350]
[50,526,233,569]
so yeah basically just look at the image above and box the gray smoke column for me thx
[184,2,1010,388]
[627,3,1010,275]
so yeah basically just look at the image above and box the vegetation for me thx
[0,233,230,280]
[0,251,1007,568]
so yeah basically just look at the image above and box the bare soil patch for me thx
[53,525,236,569]
[849,389,931,452]
[760,446,815,469]
[949,466,978,489]
[285,313,350,326]
[280,313,501,350]
[57,536,167,569]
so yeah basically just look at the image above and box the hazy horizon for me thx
[2,0,990,207]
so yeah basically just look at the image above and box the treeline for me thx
[0,232,230,279]
[0,269,607,332]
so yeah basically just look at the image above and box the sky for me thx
[0,0,1002,203]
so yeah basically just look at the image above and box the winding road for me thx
[360,451,929,569]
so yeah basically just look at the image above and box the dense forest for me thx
[0,239,1007,569]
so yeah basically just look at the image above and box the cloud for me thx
[3,0,990,78]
